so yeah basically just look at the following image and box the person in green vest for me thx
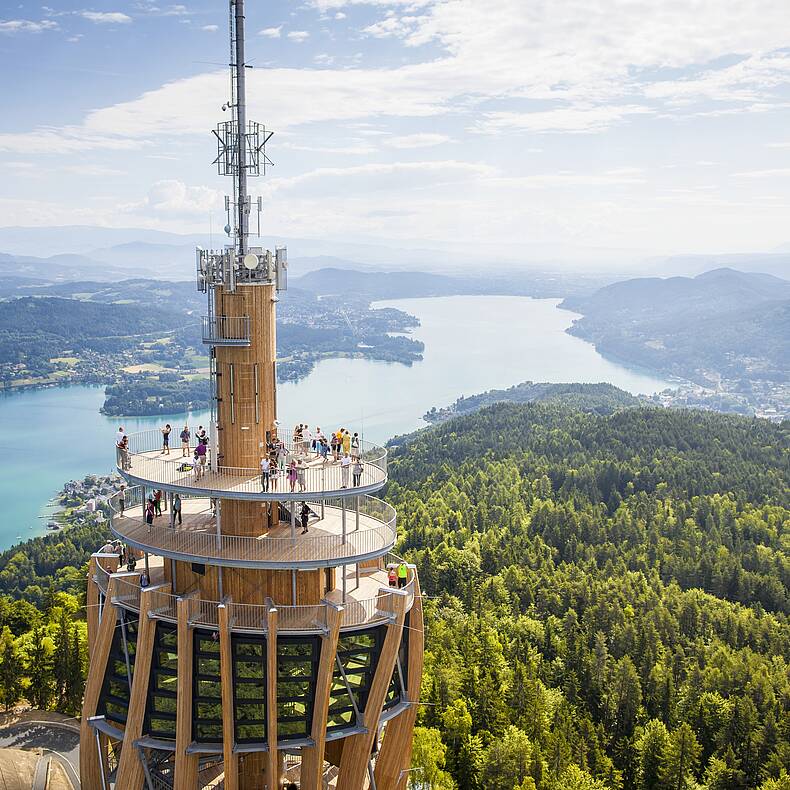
[397,561,409,589]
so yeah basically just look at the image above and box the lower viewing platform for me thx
[109,488,396,569]
[91,552,415,634]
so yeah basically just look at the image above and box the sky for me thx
[1,0,790,263]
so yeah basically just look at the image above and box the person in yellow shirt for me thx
[342,429,351,455]
[397,561,408,589]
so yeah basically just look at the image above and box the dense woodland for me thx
[0,401,786,789]
[387,403,789,789]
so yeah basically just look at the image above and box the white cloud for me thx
[732,168,790,178]
[201,24,218,32]
[81,11,133,24]
[386,132,452,148]
[335,12,347,19]
[259,26,282,38]
[122,179,222,216]
[476,105,652,134]
[0,19,58,33]
[287,30,310,43]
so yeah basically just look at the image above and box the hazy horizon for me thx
[2,1,790,267]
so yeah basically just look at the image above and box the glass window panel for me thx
[197,702,223,720]
[235,642,263,657]
[153,696,178,715]
[197,658,220,676]
[235,703,265,721]
[197,680,222,698]
[237,724,265,741]
[235,683,264,700]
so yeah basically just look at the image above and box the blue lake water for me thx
[0,295,671,550]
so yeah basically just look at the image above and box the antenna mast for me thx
[196,0,285,295]
[232,0,249,257]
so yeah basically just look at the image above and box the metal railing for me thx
[108,487,396,567]
[90,553,415,634]
[118,427,388,499]
[201,315,251,346]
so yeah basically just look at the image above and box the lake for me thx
[0,295,671,550]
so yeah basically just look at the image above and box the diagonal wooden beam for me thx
[79,575,122,787]
[174,593,199,790]
[375,571,424,789]
[300,603,342,790]
[114,584,167,788]
[265,602,279,790]
[336,589,407,789]
[219,601,239,789]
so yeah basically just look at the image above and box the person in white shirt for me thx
[115,427,126,446]
[260,456,271,492]
[340,454,352,488]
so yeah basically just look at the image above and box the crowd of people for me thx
[115,422,368,492]
[259,425,365,493]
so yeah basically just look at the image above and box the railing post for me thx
[215,499,222,552]
[342,498,347,545]
[355,496,360,532]
[290,501,296,541]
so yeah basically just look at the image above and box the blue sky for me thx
[2,0,790,263]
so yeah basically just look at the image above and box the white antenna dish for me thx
[243,252,259,270]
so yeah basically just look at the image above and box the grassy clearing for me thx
[122,362,166,373]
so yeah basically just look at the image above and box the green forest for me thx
[387,403,789,790]
[0,401,786,789]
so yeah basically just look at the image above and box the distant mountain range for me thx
[562,268,790,386]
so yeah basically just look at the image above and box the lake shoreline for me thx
[0,295,674,551]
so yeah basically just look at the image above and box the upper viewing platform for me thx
[116,428,388,500]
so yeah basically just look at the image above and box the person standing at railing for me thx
[270,463,279,491]
[195,442,207,479]
[161,424,171,455]
[302,425,312,456]
[342,429,351,457]
[287,460,298,492]
[145,498,155,526]
[319,434,329,464]
[340,453,352,488]
[260,455,271,492]
[277,442,288,473]
[196,425,208,446]
[397,561,408,589]
[297,458,307,493]
[173,493,182,526]
[118,484,126,516]
[313,426,323,456]
[300,501,310,534]
[330,431,341,462]
[293,423,303,454]
[180,425,190,456]
[352,457,363,487]
[351,431,360,459]
[153,489,163,517]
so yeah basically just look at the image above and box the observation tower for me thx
[79,2,423,787]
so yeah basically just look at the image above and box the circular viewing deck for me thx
[116,429,387,501]
[108,488,397,568]
[92,553,415,634]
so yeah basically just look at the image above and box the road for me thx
[0,716,80,789]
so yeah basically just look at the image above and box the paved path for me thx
[0,712,80,789]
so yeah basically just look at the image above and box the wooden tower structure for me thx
[79,2,423,786]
